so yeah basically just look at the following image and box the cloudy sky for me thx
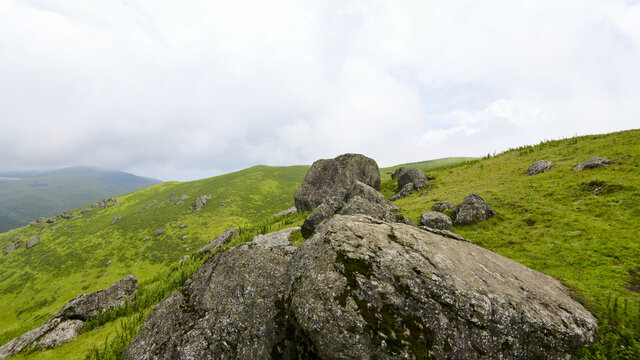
[1,0,638,181]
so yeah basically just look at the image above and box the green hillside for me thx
[379,157,477,181]
[1,130,638,359]
[0,165,310,354]
[0,167,161,233]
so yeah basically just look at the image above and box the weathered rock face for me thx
[301,197,344,239]
[527,160,553,175]
[432,201,456,212]
[176,195,189,205]
[111,215,122,225]
[58,275,138,320]
[123,228,298,360]
[26,236,39,249]
[284,215,597,359]
[294,153,381,212]
[3,240,22,255]
[574,156,614,171]
[453,193,495,225]
[390,183,416,201]
[198,226,239,254]
[397,167,428,190]
[421,210,453,230]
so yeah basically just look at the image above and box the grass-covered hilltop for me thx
[0,129,638,359]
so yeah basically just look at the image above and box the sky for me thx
[0,0,639,181]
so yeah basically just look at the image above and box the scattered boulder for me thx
[0,275,138,359]
[391,167,408,180]
[146,200,157,209]
[154,229,164,237]
[111,215,122,225]
[301,197,344,239]
[113,198,120,206]
[11,237,19,243]
[37,217,46,223]
[0,317,84,359]
[169,194,176,202]
[294,153,381,212]
[527,160,553,175]
[574,156,614,171]
[59,212,73,219]
[273,206,297,218]
[181,236,187,241]
[176,195,189,205]
[453,193,495,225]
[284,215,597,359]
[397,167,428,190]
[123,229,298,360]
[26,236,40,249]
[81,207,92,213]
[198,227,239,254]
[105,260,112,267]
[58,275,138,321]
[45,218,56,224]
[421,210,453,230]
[180,224,186,229]
[142,237,149,242]
[192,195,210,211]
[432,201,456,212]
[3,241,22,255]
[390,183,416,201]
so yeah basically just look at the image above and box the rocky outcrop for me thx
[198,226,239,254]
[169,194,176,202]
[432,201,456,212]
[123,229,298,360]
[273,206,297,218]
[58,275,138,320]
[421,210,452,230]
[26,236,39,249]
[527,160,553,175]
[154,229,164,236]
[111,215,122,225]
[390,183,416,201]
[284,215,597,359]
[175,195,189,205]
[192,195,211,210]
[453,193,495,225]
[294,153,381,212]
[0,275,137,359]
[574,156,614,171]
[3,240,22,255]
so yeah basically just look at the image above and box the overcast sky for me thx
[1,0,638,181]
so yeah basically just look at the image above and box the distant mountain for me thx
[0,166,161,232]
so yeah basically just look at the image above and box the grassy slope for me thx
[379,157,477,181]
[388,129,640,357]
[0,168,161,233]
[0,165,309,348]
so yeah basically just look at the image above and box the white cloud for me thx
[0,0,638,180]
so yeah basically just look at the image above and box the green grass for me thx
[0,165,309,349]
[391,129,640,359]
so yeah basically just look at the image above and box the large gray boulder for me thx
[574,156,614,171]
[0,318,84,359]
[198,226,239,254]
[123,228,299,360]
[3,240,22,255]
[527,160,553,175]
[58,275,138,320]
[294,153,381,212]
[284,215,597,359]
[26,236,39,249]
[391,167,409,180]
[421,210,453,230]
[453,193,495,225]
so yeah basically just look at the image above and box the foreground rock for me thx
[58,275,138,320]
[26,236,39,249]
[285,215,597,359]
[0,275,137,359]
[294,153,381,212]
[3,240,22,255]
[574,156,614,171]
[453,193,495,225]
[301,197,344,238]
[123,228,298,360]
[421,210,452,230]
[198,226,239,254]
[527,160,553,175]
